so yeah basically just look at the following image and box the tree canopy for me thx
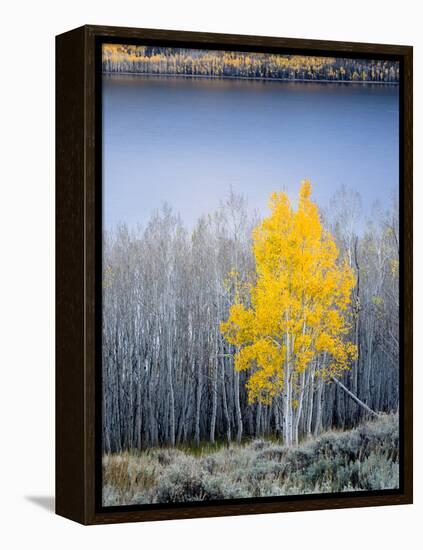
[221,182,357,444]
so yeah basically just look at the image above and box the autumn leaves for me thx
[220,181,357,445]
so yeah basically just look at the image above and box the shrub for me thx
[256,445,286,462]
[154,456,205,503]
[358,453,399,491]
[251,439,268,451]
[148,448,183,466]
[102,484,121,506]
[103,414,399,504]
[202,474,249,500]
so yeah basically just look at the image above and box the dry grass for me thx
[103,414,399,506]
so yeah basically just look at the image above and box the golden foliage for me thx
[221,181,357,404]
[102,44,399,83]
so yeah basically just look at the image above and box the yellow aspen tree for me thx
[220,181,357,446]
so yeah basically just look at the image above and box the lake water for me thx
[103,74,399,230]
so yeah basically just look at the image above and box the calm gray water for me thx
[103,74,399,230]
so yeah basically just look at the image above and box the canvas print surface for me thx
[101,44,400,506]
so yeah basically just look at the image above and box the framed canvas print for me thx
[56,25,413,525]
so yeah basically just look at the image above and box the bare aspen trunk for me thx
[194,359,202,446]
[247,407,254,435]
[365,323,374,408]
[209,356,218,443]
[168,361,176,447]
[221,356,231,442]
[274,396,282,439]
[331,376,379,417]
[314,376,323,437]
[306,363,315,437]
[353,237,360,398]
[135,354,142,449]
[294,370,306,445]
[234,367,243,443]
[149,382,158,446]
[284,331,293,446]
[255,402,262,437]
[177,376,188,444]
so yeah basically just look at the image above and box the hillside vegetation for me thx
[103,414,399,505]
[102,44,399,83]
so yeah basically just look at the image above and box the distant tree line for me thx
[102,44,399,83]
[102,187,399,453]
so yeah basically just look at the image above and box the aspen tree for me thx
[221,181,357,445]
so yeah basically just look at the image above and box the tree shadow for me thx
[25,496,55,513]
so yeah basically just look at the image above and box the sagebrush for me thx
[103,413,399,505]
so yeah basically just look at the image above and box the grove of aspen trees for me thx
[102,45,400,83]
[102,182,399,454]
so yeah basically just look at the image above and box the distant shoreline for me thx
[102,71,399,85]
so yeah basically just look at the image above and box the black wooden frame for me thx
[56,25,413,525]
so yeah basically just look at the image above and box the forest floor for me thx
[103,413,399,506]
